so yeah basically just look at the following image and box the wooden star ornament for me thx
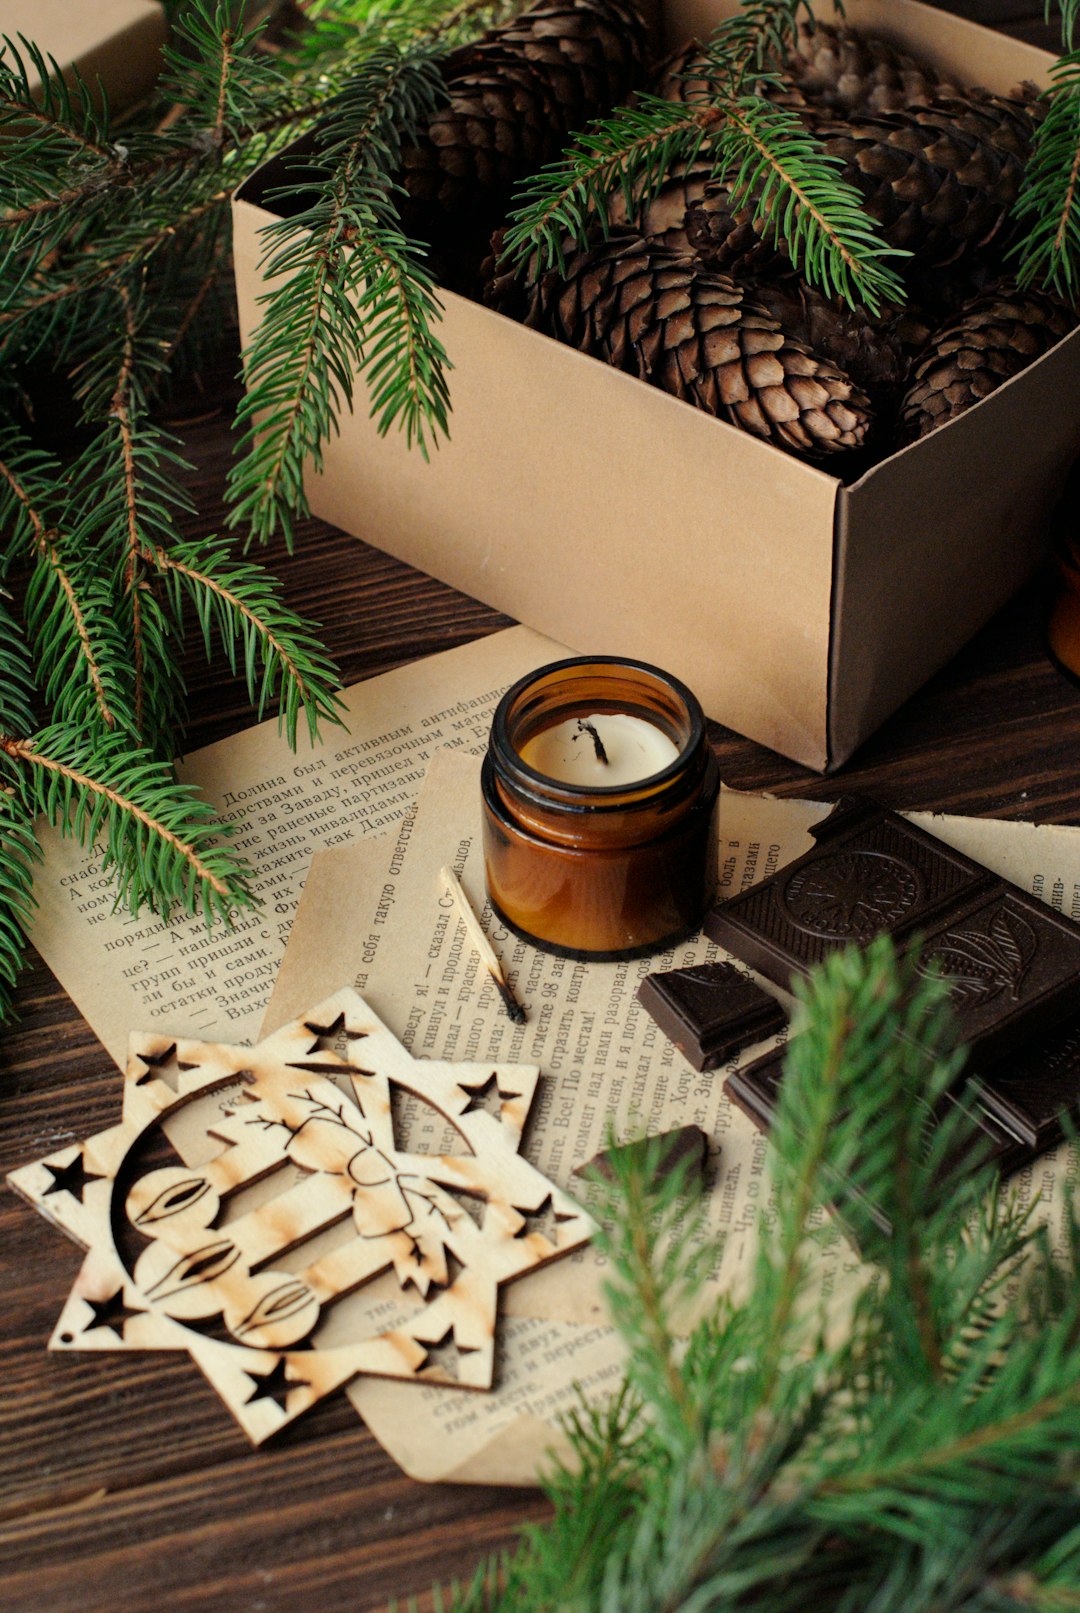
[7,990,593,1445]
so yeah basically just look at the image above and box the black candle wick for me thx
[576,719,609,765]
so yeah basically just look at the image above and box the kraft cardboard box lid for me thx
[1,0,167,111]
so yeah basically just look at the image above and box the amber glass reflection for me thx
[482,658,720,960]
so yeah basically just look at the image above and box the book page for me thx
[24,628,567,1065]
[267,753,1080,1485]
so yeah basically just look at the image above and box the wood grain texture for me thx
[2,4,1077,1606]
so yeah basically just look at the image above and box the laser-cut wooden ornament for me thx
[7,989,593,1445]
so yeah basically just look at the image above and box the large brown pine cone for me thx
[498,233,873,455]
[745,280,931,397]
[400,0,647,228]
[606,156,714,255]
[815,100,1035,265]
[899,287,1075,441]
[785,21,958,117]
[685,95,1036,277]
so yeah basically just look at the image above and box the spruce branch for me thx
[227,37,449,545]
[151,534,345,746]
[437,940,1080,1613]
[0,594,38,746]
[0,785,40,1024]
[0,34,111,160]
[1012,50,1080,303]
[586,1131,714,1451]
[0,729,254,924]
[1049,0,1080,53]
[0,427,133,735]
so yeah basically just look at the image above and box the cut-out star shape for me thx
[83,1289,144,1341]
[134,1045,200,1095]
[245,1356,306,1412]
[458,1072,518,1122]
[513,1195,569,1246]
[42,1152,103,1205]
[6,989,593,1446]
[417,1327,479,1381]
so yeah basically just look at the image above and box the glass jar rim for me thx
[489,655,708,809]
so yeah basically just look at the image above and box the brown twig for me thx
[110,288,146,732]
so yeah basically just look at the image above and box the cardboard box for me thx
[232,0,1080,772]
[2,0,166,113]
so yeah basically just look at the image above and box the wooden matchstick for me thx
[438,866,527,1025]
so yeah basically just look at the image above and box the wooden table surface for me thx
[1,6,1075,1610]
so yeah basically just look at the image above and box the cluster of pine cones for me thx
[399,0,1076,462]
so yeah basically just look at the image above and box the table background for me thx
[1,4,1076,1609]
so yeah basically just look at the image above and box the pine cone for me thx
[649,38,712,106]
[745,281,930,397]
[501,234,873,455]
[684,183,783,279]
[401,0,647,224]
[606,156,714,255]
[899,287,1075,441]
[785,21,957,117]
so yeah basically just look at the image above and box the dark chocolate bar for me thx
[706,797,1080,1073]
[706,797,991,987]
[915,887,1080,1069]
[636,961,786,1072]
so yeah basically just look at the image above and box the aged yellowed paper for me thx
[26,627,564,1064]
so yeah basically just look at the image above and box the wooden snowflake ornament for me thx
[7,990,593,1444]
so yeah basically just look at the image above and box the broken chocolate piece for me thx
[636,961,787,1071]
[705,798,1080,1072]
[573,1124,710,1184]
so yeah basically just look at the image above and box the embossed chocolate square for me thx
[636,961,786,1072]
[914,889,1080,1069]
[705,797,992,989]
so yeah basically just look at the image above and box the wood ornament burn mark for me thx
[6,990,592,1445]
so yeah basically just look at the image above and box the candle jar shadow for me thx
[482,657,720,961]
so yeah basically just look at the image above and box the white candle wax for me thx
[519,712,681,786]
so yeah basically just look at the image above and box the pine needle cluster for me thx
[428,939,1080,1613]
[503,0,910,313]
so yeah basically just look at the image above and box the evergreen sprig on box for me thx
[426,940,1080,1613]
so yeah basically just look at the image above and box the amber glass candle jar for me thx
[482,657,720,960]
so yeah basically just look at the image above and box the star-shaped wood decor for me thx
[7,990,593,1445]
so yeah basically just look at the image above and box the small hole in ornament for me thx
[60,1332,74,1344]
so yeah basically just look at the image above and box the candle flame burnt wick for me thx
[575,719,609,765]
[439,866,527,1025]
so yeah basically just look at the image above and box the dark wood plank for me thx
[1,3,1075,1607]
